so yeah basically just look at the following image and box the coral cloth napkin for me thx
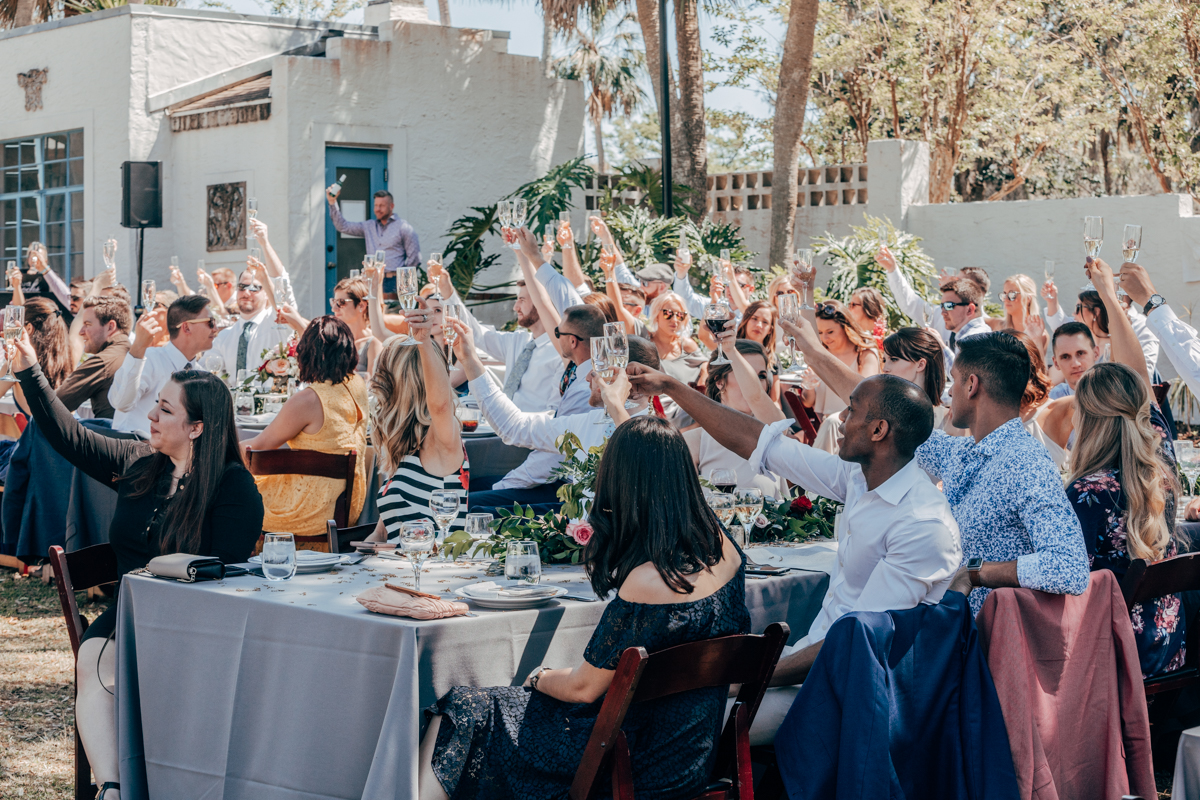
[357,582,469,619]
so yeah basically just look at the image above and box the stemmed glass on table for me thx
[734,488,764,549]
[704,301,734,366]
[791,249,816,311]
[1082,216,1103,291]
[1175,441,1200,517]
[399,520,435,593]
[2,305,24,381]
[430,489,461,561]
[706,491,738,542]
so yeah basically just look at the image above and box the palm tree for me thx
[555,7,645,174]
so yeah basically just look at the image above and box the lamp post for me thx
[659,0,673,218]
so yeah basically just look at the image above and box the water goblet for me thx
[261,532,297,581]
[505,541,541,585]
[399,520,436,592]
[429,489,461,561]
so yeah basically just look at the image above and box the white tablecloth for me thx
[115,543,836,799]
[1175,725,1200,800]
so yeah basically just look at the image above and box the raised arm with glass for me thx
[1082,216,1103,291]
[2,305,25,380]
[591,336,614,425]
[397,267,420,345]
[704,301,733,366]
[791,249,816,311]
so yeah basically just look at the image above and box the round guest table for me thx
[113,543,836,800]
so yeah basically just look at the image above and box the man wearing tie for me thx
[108,295,219,437]
[210,269,291,380]
[442,280,562,414]
[327,189,420,301]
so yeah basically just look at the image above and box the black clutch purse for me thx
[145,553,227,582]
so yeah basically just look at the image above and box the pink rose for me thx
[565,519,593,546]
[265,358,290,376]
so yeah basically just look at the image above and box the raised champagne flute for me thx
[141,280,156,312]
[247,197,258,222]
[3,305,24,380]
[103,237,117,269]
[429,489,461,561]
[428,251,443,299]
[558,211,571,235]
[604,322,636,409]
[1123,224,1142,263]
[362,255,376,300]
[1044,260,1055,281]
[591,336,614,425]
[544,223,556,260]
[399,520,435,593]
[776,294,806,379]
[1082,216,1103,291]
[497,200,512,245]
[510,199,528,249]
[443,302,460,346]
[792,249,816,310]
[373,249,386,272]
[704,301,733,365]
[398,267,420,345]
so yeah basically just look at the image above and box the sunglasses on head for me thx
[661,309,687,322]
[237,283,263,293]
[939,300,971,311]
[815,303,842,319]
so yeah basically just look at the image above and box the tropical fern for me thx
[508,156,595,236]
[813,215,937,330]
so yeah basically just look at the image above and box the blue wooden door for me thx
[324,147,388,300]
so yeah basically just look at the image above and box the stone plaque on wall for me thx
[207,182,246,252]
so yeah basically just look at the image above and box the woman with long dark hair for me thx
[244,316,368,543]
[9,331,263,800]
[418,416,749,800]
[879,327,962,434]
[0,295,73,413]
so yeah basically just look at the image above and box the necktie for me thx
[237,320,257,373]
[503,340,538,398]
[559,361,577,396]
[949,332,956,350]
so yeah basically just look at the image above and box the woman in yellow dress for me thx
[243,316,368,548]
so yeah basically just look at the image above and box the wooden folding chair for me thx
[246,449,357,548]
[569,622,789,800]
[781,389,819,445]
[325,519,378,554]
[1121,553,1200,696]
[48,544,119,800]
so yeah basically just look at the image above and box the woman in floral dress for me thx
[1066,361,1184,678]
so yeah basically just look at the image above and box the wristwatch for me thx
[529,665,549,691]
[1144,294,1166,316]
[967,557,984,588]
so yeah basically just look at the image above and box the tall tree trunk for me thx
[768,0,819,267]
[14,0,36,27]
[542,16,554,78]
[437,0,450,25]
[633,0,684,184]
[674,0,707,218]
[594,116,608,175]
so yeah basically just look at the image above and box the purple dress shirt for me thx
[328,204,421,273]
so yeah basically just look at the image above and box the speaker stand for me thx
[134,228,145,315]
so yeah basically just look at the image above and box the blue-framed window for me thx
[1,130,84,279]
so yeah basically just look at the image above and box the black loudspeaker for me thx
[120,161,162,228]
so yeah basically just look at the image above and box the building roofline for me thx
[0,3,378,45]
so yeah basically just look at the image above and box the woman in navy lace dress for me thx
[1066,361,1183,678]
[418,416,751,800]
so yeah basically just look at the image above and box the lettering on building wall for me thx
[17,68,48,112]
[207,182,247,252]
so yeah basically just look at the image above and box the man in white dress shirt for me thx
[442,280,562,414]
[627,365,962,743]
[108,295,219,436]
[209,269,291,379]
[447,321,662,515]
[469,305,605,511]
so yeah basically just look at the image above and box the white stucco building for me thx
[1,2,584,319]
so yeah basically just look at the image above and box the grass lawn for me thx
[0,567,107,799]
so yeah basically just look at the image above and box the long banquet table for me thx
[114,543,837,799]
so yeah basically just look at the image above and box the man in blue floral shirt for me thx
[919,332,1090,614]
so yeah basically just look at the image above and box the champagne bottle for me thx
[328,174,347,198]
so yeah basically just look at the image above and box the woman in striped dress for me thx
[366,302,468,542]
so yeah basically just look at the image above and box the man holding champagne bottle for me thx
[327,188,420,301]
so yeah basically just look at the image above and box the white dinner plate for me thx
[454,581,567,609]
[249,551,347,574]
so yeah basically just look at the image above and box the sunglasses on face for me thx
[622,302,643,312]
[330,297,358,310]
[187,316,215,329]
[939,300,971,311]
[554,327,582,341]
[237,283,263,293]
[661,309,687,322]
[1000,290,1021,302]
[214,281,232,288]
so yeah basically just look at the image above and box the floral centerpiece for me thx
[441,429,843,563]
[237,338,298,394]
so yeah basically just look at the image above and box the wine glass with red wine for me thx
[710,468,738,496]
[704,301,733,365]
